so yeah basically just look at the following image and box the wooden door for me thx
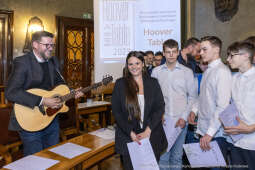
[0,10,13,86]
[56,16,94,89]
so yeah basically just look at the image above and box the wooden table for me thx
[76,101,111,132]
[2,133,115,170]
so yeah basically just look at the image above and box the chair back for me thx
[91,82,114,101]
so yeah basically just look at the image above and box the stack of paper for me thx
[163,116,182,152]
[183,141,226,168]
[127,138,159,170]
[89,128,115,140]
[78,101,110,109]
[219,102,244,142]
[4,155,59,170]
[49,142,91,159]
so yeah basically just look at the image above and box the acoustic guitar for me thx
[14,76,113,132]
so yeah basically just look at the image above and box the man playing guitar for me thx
[5,31,83,156]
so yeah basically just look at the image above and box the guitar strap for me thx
[39,105,46,115]
[51,57,66,84]
[36,58,65,116]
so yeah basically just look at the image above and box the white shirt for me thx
[152,62,198,121]
[231,66,255,150]
[192,59,232,137]
[34,53,45,63]
[137,94,145,128]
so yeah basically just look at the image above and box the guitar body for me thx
[13,75,113,132]
[14,84,70,132]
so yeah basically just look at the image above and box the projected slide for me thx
[135,0,181,52]
[100,0,135,62]
[94,0,181,81]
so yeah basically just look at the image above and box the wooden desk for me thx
[2,133,115,170]
[76,101,111,132]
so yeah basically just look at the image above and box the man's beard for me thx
[40,50,52,61]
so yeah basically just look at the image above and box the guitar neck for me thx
[60,82,103,102]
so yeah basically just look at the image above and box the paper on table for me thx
[219,102,244,142]
[89,128,115,140]
[127,138,159,170]
[183,141,226,168]
[78,101,110,109]
[49,142,91,159]
[4,155,59,170]
[163,116,182,152]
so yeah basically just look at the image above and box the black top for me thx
[111,75,167,158]
[177,53,202,73]
[39,62,51,90]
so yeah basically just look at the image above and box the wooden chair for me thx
[91,82,115,102]
[77,83,115,132]
[74,97,97,133]
[59,99,80,141]
[0,86,22,167]
[0,144,12,165]
[93,83,115,125]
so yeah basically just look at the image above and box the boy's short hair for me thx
[145,51,154,56]
[201,36,222,52]
[184,37,200,48]
[227,41,239,54]
[163,39,179,51]
[155,51,163,56]
[227,41,255,63]
[244,36,255,47]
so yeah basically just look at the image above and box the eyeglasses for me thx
[227,52,245,59]
[38,42,55,49]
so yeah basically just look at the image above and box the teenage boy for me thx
[152,39,197,170]
[188,36,232,169]
[226,41,255,170]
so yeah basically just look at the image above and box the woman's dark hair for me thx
[123,51,147,121]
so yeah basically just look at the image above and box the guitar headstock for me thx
[102,75,113,85]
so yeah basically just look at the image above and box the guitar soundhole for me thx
[46,107,61,116]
